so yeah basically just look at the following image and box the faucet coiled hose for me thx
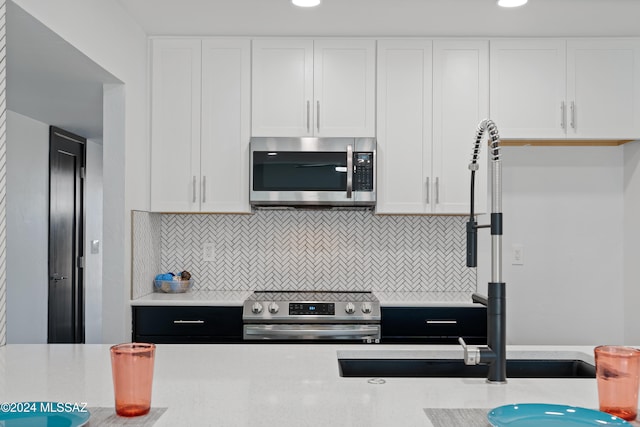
[469,119,501,219]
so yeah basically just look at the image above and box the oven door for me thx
[243,324,381,342]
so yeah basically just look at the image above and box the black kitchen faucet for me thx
[459,119,507,384]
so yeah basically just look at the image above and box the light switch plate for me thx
[511,243,524,265]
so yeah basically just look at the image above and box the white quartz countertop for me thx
[130,290,252,306]
[0,344,611,427]
[130,290,479,307]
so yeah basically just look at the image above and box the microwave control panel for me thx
[353,152,374,191]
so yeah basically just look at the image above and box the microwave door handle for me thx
[346,145,353,199]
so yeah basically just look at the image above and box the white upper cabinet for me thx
[200,39,251,213]
[251,39,313,137]
[490,39,566,139]
[151,39,202,212]
[433,40,489,214]
[150,38,251,213]
[376,40,433,214]
[376,39,488,215]
[567,40,640,139]
[490,38,640,139]
[252,39,376,137]
[313,40,376,137]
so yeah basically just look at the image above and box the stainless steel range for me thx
[242,291,381,343]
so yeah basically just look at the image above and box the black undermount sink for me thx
[338,358,595,378]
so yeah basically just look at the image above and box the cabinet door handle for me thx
[561,101,566,130]
[173,320,205,324]
[316,100,320,133]
[306,100,310,133]
[425,177,430,203]
[426,320,458,325]
[346,144,353,199]
[435,177,440,204]
[202,176,206,204]
[192,176,197,203]
[570,101,576,129]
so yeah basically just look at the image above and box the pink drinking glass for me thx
[110,342,156,417]
[595,345,640,421]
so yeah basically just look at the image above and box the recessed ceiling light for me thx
[292,0,321,7]
[497,0,528,7]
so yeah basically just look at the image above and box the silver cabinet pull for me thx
[435,177,440,204]
[306,101,310,133]
[202,176,206,204]
[426,320,457,325]
[561,101,566,130]
[173,320,205,324]
[346,144,353,199]
[192,176,197,203]
[426,177,430,203]
[570,101,576,129]
[316,100,320,133]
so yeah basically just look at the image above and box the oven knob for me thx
[361,302,372,314]
[345,302,356,314]
[251,302,263,314]
[268,302,280,314]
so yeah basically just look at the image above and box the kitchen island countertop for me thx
[0,343,612,427]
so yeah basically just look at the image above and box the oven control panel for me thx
[242,291,381,323]
[289,303,335,316]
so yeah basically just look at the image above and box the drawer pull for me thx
[425,320,457,325]
[173,320,205,324]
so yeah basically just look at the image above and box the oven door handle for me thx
[244,324,380,339]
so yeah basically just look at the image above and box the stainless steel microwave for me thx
[250,137,376,208]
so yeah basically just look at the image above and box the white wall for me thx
[12,0,149,343]
[6,111,104,344]
[85,139,103,344]
[6,111,48,343]
[477,146,625,345]
[623,141,640,344]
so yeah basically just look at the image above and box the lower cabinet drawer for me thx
[133,306,243,343]
[381,306,487,344]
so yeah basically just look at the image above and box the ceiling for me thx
[7,1,120,141]
[7,0,640,142]
[117,0,640,37]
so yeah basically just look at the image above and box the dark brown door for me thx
[48,126,85,343]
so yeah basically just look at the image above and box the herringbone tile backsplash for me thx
[132,211,161,299]
[158,210,476,292]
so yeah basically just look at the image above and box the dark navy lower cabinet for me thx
[133,306,243,344]
[380,306,487,344]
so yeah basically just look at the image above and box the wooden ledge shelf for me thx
[501,139,635,147]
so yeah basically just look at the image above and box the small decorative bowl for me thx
[154,279,193,293]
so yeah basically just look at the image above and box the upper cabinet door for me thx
[567,39,640,139]
[251,39,314,137]
[490,39,567,139]
[201,39,251,213]
[150,39,202,212]
[313,39,376,137]
[376,40,433,214]
[433,40,489,215]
